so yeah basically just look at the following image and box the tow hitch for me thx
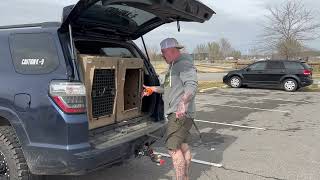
[136,145,165,166]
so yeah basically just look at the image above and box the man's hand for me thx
[142,85,165,97]
[142,85,154,97]
[142,85,157,97]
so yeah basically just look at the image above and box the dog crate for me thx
[78,55,144,130]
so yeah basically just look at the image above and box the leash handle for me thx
[192,119,203,142]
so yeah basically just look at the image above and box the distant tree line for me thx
[193,38,242,62]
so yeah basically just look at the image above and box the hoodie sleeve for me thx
[178,59,198,97]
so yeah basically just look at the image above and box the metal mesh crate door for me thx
[91,69,116,118]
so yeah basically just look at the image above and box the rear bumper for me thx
[300,79,313,87]
[24,121,166,175]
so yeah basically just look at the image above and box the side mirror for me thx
[246,68,251,71]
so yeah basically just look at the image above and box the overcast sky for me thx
[0,0,319,54]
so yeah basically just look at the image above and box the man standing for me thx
[143,38,198,180]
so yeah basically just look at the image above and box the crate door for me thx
[117,58,144,122]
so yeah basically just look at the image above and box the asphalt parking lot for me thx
[50,88,320,180]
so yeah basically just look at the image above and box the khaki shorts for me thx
[165,114,193,150]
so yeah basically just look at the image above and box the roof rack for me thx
[0,22,61,30]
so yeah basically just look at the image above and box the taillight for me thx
[49,81,86,114]
[303,70,312,76]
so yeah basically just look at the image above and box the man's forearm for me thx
[180,91,193,105]
[180,84,197,105]
[176,90,194,118]
[176,84,197,118]
[154,86,164,94]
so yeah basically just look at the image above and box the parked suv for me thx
[0,0,214,179]
[223,60,313,92]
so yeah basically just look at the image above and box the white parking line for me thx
[204,93,309,104]
[154,152,223,168]
[195,119,266,130]
[199,127,213,133]
[197,102,291,113]
[199,87,218,93]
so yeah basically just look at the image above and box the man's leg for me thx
[168,149,186,180]
[181,143,192,180]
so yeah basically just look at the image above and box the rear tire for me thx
[229,76,242,88]
[0,126,42,180]
[283,79,298,92]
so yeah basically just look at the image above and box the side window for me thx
[284,62,304,70]
[250,62,267,70]
[101,47,136,58]
[266,61,284,69]
[9,33,60,74]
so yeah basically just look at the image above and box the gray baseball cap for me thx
[160,38,184,50]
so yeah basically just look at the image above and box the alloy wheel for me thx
[230,77,241,88]
[284,80,296,91]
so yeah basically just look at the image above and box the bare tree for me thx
[277,38,303,59]
[260,0,320,59]
[207,42,222,62]
[219,38,232,59]
[249,46,258,57]
[230,50,242,60]
[147,45,160,61]
[194,44,208,61]
[194,39,242,62]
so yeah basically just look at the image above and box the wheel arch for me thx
[0,107,30,146]
[280,75,300,85]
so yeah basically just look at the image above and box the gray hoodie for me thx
[162,53,198,119]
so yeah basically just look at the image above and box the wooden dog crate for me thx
[78,55,144,130]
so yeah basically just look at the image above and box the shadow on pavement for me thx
[46,129,236,180]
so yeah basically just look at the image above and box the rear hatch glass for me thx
[283,61,304,70]
[302,62,312,70]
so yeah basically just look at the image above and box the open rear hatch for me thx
[59,0,215,40]
[60,0,215,130]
